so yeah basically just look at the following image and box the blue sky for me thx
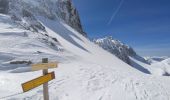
[72,0,170,57]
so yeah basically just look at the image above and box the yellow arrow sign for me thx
[22,72,55,92]
[32,62,58,71]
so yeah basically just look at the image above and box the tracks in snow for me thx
[8,61,170,100]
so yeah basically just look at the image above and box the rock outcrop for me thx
[0,0,86,36]
[93,36,147,65]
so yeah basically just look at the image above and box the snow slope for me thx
[0,14,170,100]
[150,58,170,76]
[130,56,170,76]
[145,56,169,64]
[0,14,67,73]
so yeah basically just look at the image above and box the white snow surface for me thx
[150,58,170,76]
[130,56,170,76]
[0,14,170,100]
[145,56,169,64]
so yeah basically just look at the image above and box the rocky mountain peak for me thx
[93,36,137,64]
[0,0,86,36]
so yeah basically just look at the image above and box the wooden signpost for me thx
[21,58,58,100]
[22,72,55,92]
[32,62,57,71]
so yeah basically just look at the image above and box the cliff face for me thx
[57,0,86,36]
[0,0,86,36]
[0,0,9,14]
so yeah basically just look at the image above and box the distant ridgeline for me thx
[0,0,86,36]
[93,36,148,65]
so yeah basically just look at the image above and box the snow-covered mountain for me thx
[93,36,147,65]
[145,56,169,64]
[1,0,170,100]
[0,0,86,36]
[130,56,170,76]
[93,37,170,76]
[150,58,170,76]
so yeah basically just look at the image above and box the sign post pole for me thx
[22,58,57,99]
[42,58,49,100]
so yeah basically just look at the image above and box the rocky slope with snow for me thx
[93,37,170,76]
[93,36,147,65]
[0,0,86,36]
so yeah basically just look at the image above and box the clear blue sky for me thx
[72,0,170,57]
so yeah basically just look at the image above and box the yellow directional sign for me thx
[22,72,55,92]
[32,62,58,71]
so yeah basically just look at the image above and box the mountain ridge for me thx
[93,36,148,65]
[0,0,86,36]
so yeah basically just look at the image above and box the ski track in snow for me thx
[5,61,170,100]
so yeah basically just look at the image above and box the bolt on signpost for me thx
[21,58,58,100]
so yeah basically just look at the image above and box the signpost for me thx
[32,62,58,71]
[21,58,58,100]
[22,72,55,92]
[42,58,50,100]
